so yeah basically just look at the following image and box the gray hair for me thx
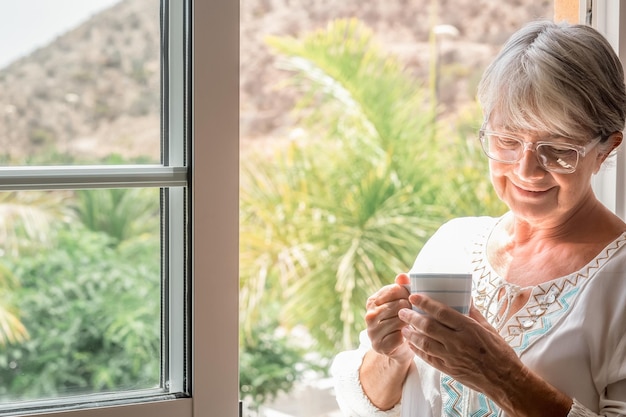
[477,20,626,141]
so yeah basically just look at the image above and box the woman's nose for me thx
[515,147,545,179]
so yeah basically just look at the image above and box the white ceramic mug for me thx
[407,272,472,315]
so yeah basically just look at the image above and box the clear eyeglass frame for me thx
[478,129,602,174]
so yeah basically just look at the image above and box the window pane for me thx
[0,0,161,166]
[0,188,161,404]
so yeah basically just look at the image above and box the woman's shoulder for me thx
[435,216,500,237]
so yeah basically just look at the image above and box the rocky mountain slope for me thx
[241,0,553,142]
[0,0,160,161]
[0,0,553,161]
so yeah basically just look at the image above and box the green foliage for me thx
[0,263,28,346]
[434,107,507,216]
[243,19,443,355]
[0,184,161,402]
[0,191,71,257]
[239,318,315,412]
[0,191,73,346]
[0,224,160,401]
[240,17,506,363]
[74,188,160,246]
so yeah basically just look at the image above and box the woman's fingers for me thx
[367,281,410,309]
[394,273,410,286]
[398,308,449,352]
[397,295,524,393]
[407,293,466,331]
[365,277,412,356]
[397,295,474,359]
[365,280,411,328]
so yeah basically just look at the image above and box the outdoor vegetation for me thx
[0,186,161,401]
[239,18,506,411]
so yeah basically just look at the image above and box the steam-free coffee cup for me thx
[407,272,472,315]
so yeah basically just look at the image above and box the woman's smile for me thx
[511,182,553,198]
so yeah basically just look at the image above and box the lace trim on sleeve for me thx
[568,399,601,417]
[331,346,402,417]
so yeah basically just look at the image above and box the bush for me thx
[0,222,160,401]
[240,19,505,359]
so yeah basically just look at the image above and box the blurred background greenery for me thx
[0,186,161,400]
[239,18,506,411]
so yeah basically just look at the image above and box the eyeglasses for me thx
[478,129,602,174]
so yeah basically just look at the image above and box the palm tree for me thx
[0,191,71,346]
[73,188,160,247]
[240,18,505,355]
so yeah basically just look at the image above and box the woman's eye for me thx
[543,145,576,157]
[495,137,520,148]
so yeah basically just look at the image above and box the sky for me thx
[0,0,121,69]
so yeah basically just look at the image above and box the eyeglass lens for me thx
[481,133,579,173]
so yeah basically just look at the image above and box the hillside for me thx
[0,0,553,161]
[240,0,553,142]
[0,0,160,161]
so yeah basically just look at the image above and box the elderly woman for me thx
[331,20,626,417]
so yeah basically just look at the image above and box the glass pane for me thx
[0,188,161,404]
[239,1,554,416]
[0,0,160,166]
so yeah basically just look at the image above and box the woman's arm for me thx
[331,335,407,417]
[331,274,415,416]
[360,274,416,409]
[488,364,572,417]
[360,346,414,410]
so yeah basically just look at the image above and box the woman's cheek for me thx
[489,164,507,200]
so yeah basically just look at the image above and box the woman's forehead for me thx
[486,110,567,136]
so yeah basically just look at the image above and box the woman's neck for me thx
[504,198,625,245]
[487,202,626,286]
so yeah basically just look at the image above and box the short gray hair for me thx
[477,20,626,141]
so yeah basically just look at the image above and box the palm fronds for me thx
[241,18,505,353]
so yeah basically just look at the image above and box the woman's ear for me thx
[603,132,622,158]
[594,132,623,172]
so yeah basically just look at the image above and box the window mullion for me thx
[0,165,187,191]
[164,0,190,397]
[166,0,187,167]
[6,398,192,417]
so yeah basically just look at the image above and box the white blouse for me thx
[331,216,626,417]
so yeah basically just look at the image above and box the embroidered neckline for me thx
[471,220,626,350]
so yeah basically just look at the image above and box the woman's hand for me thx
[359,273,415,410]
[398,294,522,396]
[398,294,573,416]
[364,273,414,363]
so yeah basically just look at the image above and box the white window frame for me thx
[0,0,240,416]
[589,0,626,220]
